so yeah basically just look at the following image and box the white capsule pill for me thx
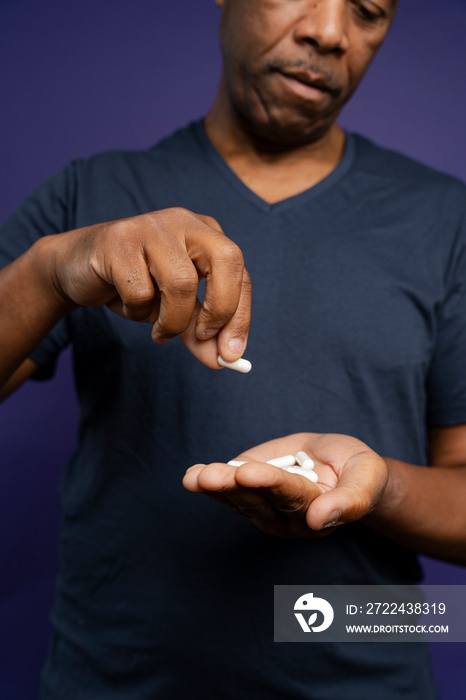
[295,451,315,471]
[266,455,297,468]
[284,466,319,483]
[227,460,247,467]
[218,355,252,373]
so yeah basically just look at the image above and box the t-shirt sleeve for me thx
[426,181,466,426]
[0,162,79,379]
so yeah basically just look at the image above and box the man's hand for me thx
[183,433,388,537]
[42,207,251,368]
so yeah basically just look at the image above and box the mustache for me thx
[266,58,342,98]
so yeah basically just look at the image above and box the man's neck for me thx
[204,90,346,205]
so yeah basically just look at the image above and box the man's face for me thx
[215,0,397,147]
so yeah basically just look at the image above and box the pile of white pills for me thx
[227,451,318,483]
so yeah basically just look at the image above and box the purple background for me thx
[1,1,465,698]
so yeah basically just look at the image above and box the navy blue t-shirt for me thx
[2,122,466,699]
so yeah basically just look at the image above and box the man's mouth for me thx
[279,69,332,93]
[274,68,338,103]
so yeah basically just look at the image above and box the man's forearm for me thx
[0,236,74,387]
[365,458,466,565]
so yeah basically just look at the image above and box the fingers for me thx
[59,209,250,359]
[178,270,252,368]
[222,486,286,534]
[234,462,321,515]
[193,240,245,340]
[183,462,288,534]
[103,231,198,333]
[178,299,220,367]
[106,253,158,322]
[140,209,250,354]
[148,244,199,342]
[305,450,388,530]
[216,268,252,361]
[184,460,322,538]
[184,213,251,359]
[183,462,238,492]
[182,463,243,513]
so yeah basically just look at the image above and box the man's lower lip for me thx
[277,72,329,101]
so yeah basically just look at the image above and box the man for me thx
[1,0,465,698]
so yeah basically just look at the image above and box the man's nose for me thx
[293,0,349,54]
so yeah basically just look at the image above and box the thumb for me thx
[180,289,252,369]
[215,268,252,363]
[306,453,388,530]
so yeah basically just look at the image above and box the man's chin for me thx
[241,112,337,151]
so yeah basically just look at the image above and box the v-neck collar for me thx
[193,120,355,214]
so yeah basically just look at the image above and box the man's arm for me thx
[0,240,74,388]
[184,427,466,566]
[364,424,466,566]
[0,207,251,394]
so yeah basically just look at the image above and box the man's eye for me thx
[351,1,386,23]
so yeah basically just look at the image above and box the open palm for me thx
[183,432,388,538]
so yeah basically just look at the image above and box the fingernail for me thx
[322,509,341,528]
[228,337,244,354]
[151,325,169,344]
[201,328,217,339]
